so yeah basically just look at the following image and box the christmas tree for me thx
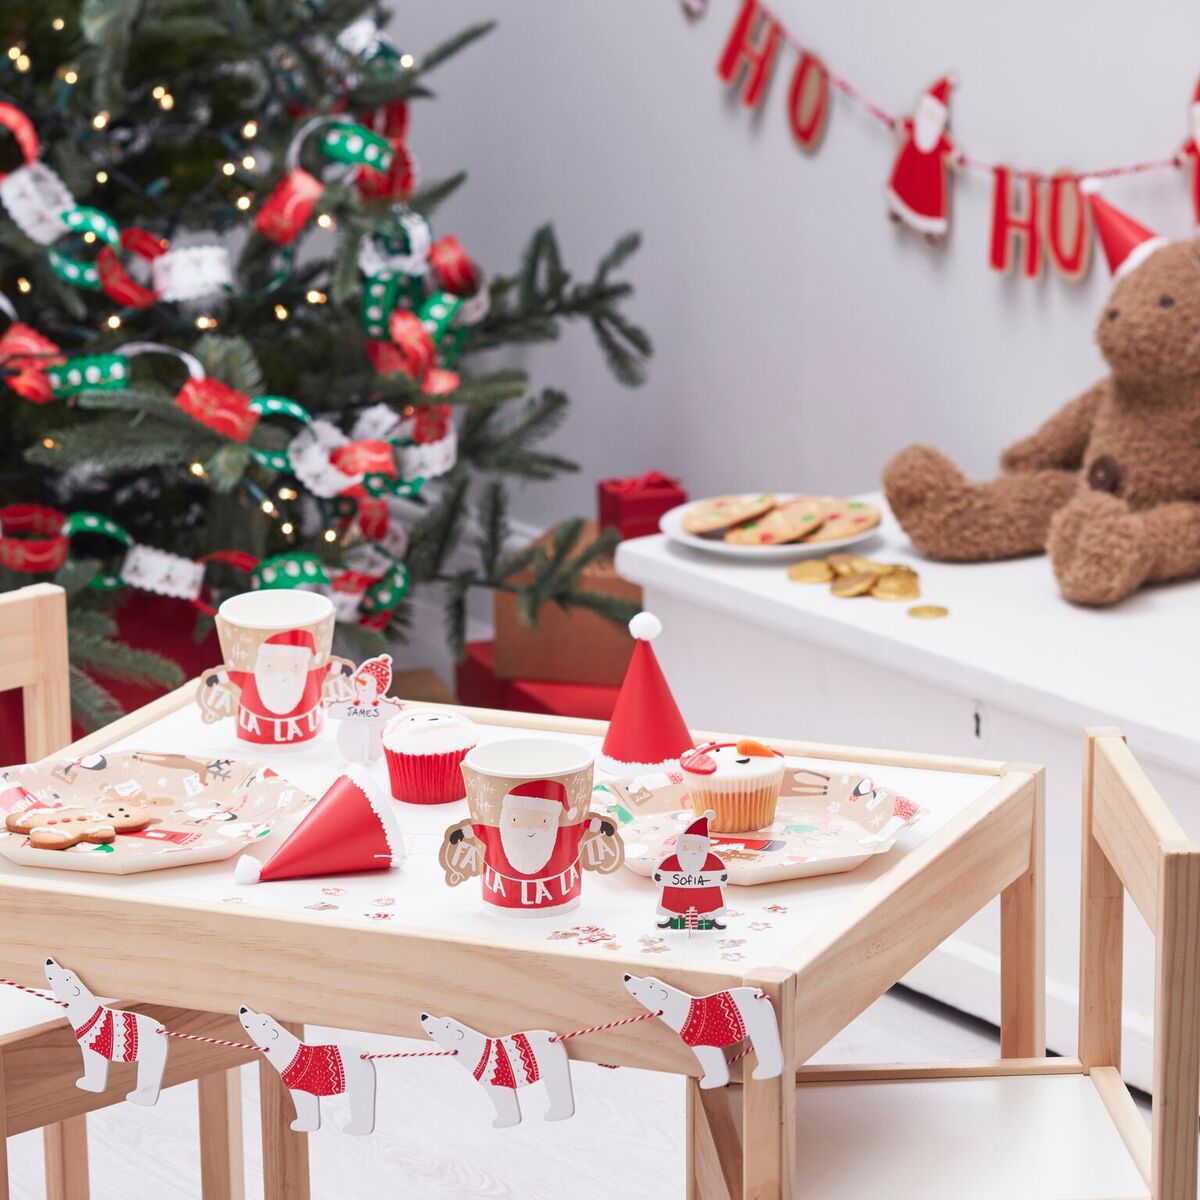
[0,2,649,728]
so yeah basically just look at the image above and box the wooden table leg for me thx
[0,1055,9,1200]
[741,968,795,1200]
[688,1077,740,1200]
[43,1115,89,1200]
[259,1023,309,1200]
[999,764,1045,1058]
[199,1068,245,1200]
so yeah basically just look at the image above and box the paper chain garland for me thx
[0,506,411,626]
[0,96,489,619]
[3,965,781,1133]
[256,114,395,246]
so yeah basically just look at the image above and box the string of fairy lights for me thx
[0,12,429,560]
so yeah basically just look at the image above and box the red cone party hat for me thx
[597,612,693,775]
[235,766,404,884]
[1081,178,1167,279]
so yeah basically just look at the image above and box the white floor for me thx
[4,985,1076,1200]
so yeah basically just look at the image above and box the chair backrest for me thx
[0,584,71,760]
[1079,727,1200,1200]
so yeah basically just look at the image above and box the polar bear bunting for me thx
[44,957,169,1106]
[420,1012,575,1128]
[623,974,784,1089]
[239,1006,377,1135]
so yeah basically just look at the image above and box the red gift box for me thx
[597,470,686,540]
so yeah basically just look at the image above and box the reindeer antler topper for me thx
[785,768,832,798]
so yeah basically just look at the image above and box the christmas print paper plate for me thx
[601,762,925,884]
[659,494,881,560]
[0,751,312,874]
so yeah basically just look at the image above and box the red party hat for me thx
[596,612,693,775]
[235,767,403,884]
[1080,179,1167,279]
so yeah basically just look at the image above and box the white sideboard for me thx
[616,495,1200,1092]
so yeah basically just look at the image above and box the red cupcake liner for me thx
[384,746,471,804]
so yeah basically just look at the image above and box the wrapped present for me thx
[598,470,686,540]
[493,522,641,688]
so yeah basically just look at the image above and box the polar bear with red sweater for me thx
[420,1011,574,1128]
[623,973,783,1089]
[238,1005,376,1135]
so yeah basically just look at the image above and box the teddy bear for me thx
[883,186,1200,606]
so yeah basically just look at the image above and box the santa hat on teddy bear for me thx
[1080,178,1167,279]
[235,766,404,884]
[596,612,693,776]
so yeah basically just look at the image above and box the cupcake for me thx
[679,739,785,833]
[383,710,477,804]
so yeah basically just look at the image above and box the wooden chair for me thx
[0,584,255,1200]
[713,727,1196,1200]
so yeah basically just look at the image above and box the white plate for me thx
[658,494,881,561]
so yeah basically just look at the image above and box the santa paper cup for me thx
[439,738,624,916]
[195,590,355,747]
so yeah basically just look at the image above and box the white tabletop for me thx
[617,492,1200,773]
[0,705,996,977]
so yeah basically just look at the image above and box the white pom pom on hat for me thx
[628,611,662,641]
[234,854,262,885]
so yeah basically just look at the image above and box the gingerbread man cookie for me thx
[7,804,158,850]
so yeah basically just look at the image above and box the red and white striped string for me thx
[748,1,1181,184]
[551,1007,664,1043]
[0,977,66,1006]
[361,1048,458,1061]
[158,1028,265,1053]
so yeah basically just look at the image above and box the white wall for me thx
[395,0,1200,528]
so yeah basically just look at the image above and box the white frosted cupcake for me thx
[383,710,477,804]
[679,739,785,832]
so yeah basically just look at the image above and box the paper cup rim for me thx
[218,588,332,629]
[463,738,593,779]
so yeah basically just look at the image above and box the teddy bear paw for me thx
[1047,492,1152,605]
[882,446,973,558]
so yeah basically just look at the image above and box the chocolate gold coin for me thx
[831,571,876,597]
[787,559,834,584]
[907,604,949,620]
[872,573,920,600]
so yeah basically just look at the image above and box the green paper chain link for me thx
[320,123,393,171]
[253,552,331,589]
[47,354,130,398]
[48,205,120,290]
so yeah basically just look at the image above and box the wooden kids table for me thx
[0,683,1044,1200]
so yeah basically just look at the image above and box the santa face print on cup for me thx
[195,590,356,747]
[439,738,625,916]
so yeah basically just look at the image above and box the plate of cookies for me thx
[659,493,882,560]
[0,751,312,874]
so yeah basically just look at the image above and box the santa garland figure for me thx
[886,75,958,243]
[653,811,728,931]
